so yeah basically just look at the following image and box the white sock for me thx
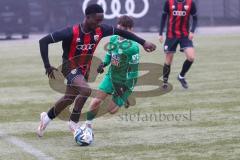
[44,114,51,122]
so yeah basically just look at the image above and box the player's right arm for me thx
[159,0,169,43]
[100,24,156,53]
[39,27,72,78]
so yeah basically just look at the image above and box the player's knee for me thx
[63,95,76,105]
[81,87,92,97]
[165,55,174,65]
[165,61,172,65]
[108,107,119,114]
[187,55,195,62]
[90,98,102,110]
[185,49,195,62]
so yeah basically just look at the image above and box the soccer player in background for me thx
[37,4,156,137]
[159,0,198,89]
[84,15,140,130]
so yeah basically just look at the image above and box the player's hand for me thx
[97,63,105,74]
[143,41,156,52]
[188,32,194,40]
[159,35,164,43]
[45,66,58,79]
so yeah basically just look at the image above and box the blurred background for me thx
[0,1,240,159]
[0,0,240,39]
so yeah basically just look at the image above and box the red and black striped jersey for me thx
[40,24,146,79]
[50,24,114,76]
[161,0,197,38]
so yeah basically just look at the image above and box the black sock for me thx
[180,60,193,77]
[163,63,171,83]
[70,109,81,123]
[70,88,90,123]
[47,107,56,120]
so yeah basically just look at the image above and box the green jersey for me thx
[103,35,140,83]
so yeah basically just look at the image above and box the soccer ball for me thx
[74,125,93,146]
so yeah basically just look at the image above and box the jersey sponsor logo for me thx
[173,10,187,16]
[76,38,81,43]
[82,0,149,19]
[111,54,120,66]
[94,35,99,42]
[76,44,96,51]
[164,45,168,51]
[71,69,77,74]
[184,5,189,10]
[131,54,139,64]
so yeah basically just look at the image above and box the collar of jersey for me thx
[175,0,185,3]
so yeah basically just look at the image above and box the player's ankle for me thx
[163,79,168,84]
[178,74,185,79]
[47,107,56,120]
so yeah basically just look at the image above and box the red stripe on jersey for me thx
[167,0,174,38]
[68,25,80,69]
[182,0,192,36]
[79,33,91,75]
[92,27,103,53]
[84,27,103,78]
[175,3,183,38]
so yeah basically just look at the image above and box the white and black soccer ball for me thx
[74,125,93,146]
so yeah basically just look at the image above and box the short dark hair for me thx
[117,15,134,29]
[85,4,104,16]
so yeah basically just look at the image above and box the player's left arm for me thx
[101,25,156,52]
[159,0,169,43]
[189,1,198,40]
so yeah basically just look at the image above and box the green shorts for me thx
[98,75,136,107]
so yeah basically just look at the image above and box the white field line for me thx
[0,130,55,160]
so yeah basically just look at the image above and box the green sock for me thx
[87,110,97,121]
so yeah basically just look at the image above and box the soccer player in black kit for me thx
[159,0,198,89]
[37,4,156,137]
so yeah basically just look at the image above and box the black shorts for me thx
[164,37,193,53]
[61,59,89,85]
[65,68,88,85]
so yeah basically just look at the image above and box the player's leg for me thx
[85,90,109,128]
[178,38,195,89]
[68,74,92,132]
[162,38,178,89]
[85,75,113,128]
[37,86,78,137]
[109,83,134,113]
[103,89,134,116]
[107,100,119,114]
[163,53,174,84]
[182,47,195,77]
[91,91,132,122]
[87,85,133,118]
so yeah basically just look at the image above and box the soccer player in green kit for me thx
[84,15,140,129]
